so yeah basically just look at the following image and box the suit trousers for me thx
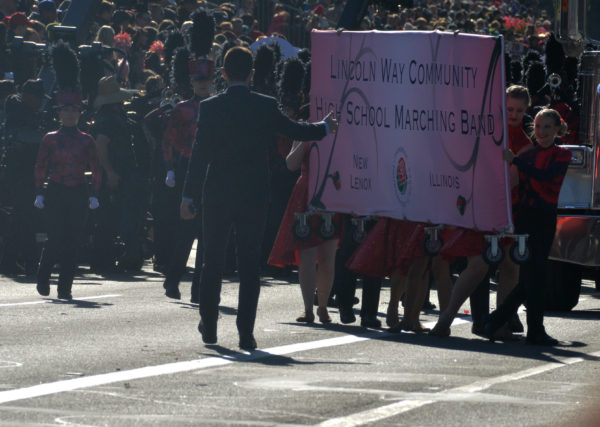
[199,197,268,337]
[489,209,557,336]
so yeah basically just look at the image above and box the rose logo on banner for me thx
[397,158,407,195]
[393,147,411,207]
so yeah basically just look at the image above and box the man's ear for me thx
[221,68,229,81]
[246,69,255,84]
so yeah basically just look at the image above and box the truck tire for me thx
[544,260,582,311]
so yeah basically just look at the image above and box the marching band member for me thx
[34,42,101,300]
[268,139,342,324]
[486,108,571,346]
[161,8,215,302]
[347,219,433,333]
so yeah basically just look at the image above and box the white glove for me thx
[165,170,176,188]
[89,197,99,210]
[34,195,44,209]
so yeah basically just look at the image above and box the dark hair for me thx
[145,74,163,95]
[224,46,253,81]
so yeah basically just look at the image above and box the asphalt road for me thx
[1,261,599,426]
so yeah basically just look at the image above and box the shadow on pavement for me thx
[200,344,368,367]
[383,332,599,364]
[545,309,600,320]
[47,298,113,309]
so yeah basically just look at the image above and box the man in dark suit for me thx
[181,47,337,350]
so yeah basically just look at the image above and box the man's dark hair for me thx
[224,47,253,82]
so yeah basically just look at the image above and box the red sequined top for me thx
[34,127,101,194]
[161,97,200,169]
[514,143,571,211]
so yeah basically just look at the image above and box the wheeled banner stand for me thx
[350,216,371,244]
[292,209,338,241]
[423,225,445,256]
[483,233,530,265]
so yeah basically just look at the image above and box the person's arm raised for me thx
[271,100,337,141]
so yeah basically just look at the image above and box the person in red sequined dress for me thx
[268,140,341,324]
[346,218,446,333]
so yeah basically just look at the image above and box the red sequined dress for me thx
[268,148,341,267]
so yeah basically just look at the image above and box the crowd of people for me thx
[0,0,583,349]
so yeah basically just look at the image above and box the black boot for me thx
[526,328,558,346]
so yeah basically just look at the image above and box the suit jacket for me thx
[183,85,328,207]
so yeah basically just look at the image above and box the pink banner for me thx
[309,30,511,232]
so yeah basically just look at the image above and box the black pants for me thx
[164,214,203,300]
[152,156,189,268]
[489,209,557,336]
[151,180,179,267]
[334,215,381,317]
[199,197,268,337]
[469,270,491,328]
[38,184,88,293]
[93,173,145,269]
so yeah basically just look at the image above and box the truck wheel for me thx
[545,260,582,311]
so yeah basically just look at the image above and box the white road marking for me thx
[317,350,600,426]
[0,295,122,307]
[0,361,22,369]
[0,316,475,405]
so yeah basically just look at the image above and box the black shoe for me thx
[153,263,167,273]
[197,321,217,344]
[483,321,499,342]
[526,330,558,346]
[57,292,72,301]
[508,314,524,333]
[471,323,486,336]
[165,286,181,300]
[422,300,437,311]
[36,283,50,297]
[339,307,356,324]
[360,316,382,328]
[239,334,257,351]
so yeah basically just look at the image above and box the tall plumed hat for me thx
[51,40,83,108]
[164,30,185,69]
[544,33,565,75]
[525,61,547,97]
[278,57,305,114]
[171,8,215,86]
[188,8,215,81]
[252,44,276,95]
